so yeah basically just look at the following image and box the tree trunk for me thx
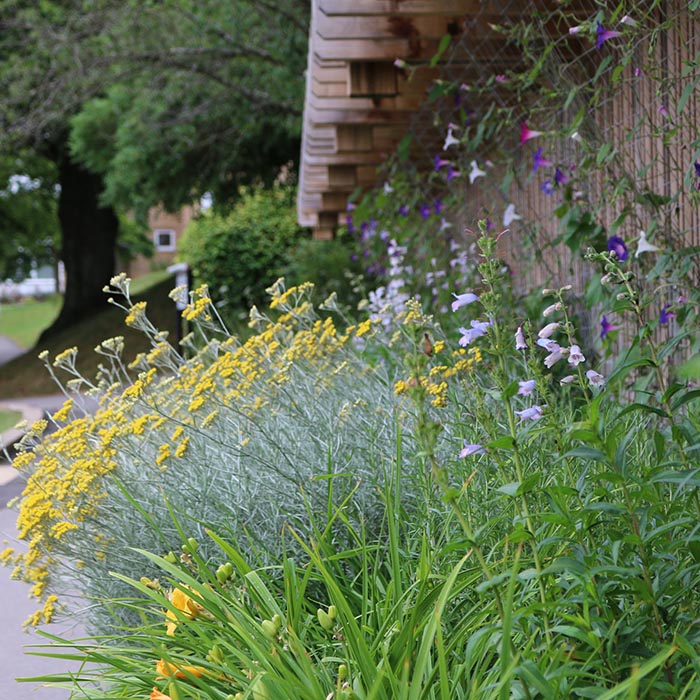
[39,156,118,342]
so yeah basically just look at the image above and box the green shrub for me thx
[282,234,363,312]
[178,186,305,313]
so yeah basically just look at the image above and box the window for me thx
[153,229,176,252]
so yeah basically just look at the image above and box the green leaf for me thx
[430,34,452,67]
[497,481,520,497]
[678,74,700,114]
[562,447,609,464]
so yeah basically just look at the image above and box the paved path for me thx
[0,390,90,699]
[0,507,79,699]
[0,334,25,365]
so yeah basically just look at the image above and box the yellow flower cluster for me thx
[8,280,370,623]
[394,346,482,408]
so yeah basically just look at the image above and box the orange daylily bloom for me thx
[150,688,172,700]
[156,658,206,679]
[165,586,201,636]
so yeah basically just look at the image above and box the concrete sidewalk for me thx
[0,507,78,699]
[0,334,26,365]
[0,393,91,699]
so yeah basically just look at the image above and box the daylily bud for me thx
[328,605,337,620]
[183,538,199,554]
[317,608,334,631]
[338,664,348,680]
[261,620,278,639]
[164,551,178,564]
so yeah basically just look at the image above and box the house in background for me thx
[124,204,196,279]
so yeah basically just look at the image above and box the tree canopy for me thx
[0,0,309,335]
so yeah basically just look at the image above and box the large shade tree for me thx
[0,0,308,338]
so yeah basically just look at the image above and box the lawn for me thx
[0,272,178,399]
[0,270,172,351]
[0,295,62,349]
[0,408,21,433]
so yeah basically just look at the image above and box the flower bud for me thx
[328,605,337,620]
[183,537,199,554]
[317,608,334,631]
[261,620,278,639]
[338,664,348,680]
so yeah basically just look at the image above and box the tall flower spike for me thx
[635,230,659,257]
[596,21,621,49]
[503,203,522,226]
[520,122,542,144]
[469,160,486,184]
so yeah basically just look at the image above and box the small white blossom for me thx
[543,302,563,317]
[538,322,560,339]
[518,379,536,396]
[586,369,605,387]
[568,344,585,366]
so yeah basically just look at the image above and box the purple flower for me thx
[346,214,354,234]
[541,180,555,195]
[607,236,629,261]
[596,21,621,50]
[600,315,619,339]
[515,405,544,422]
[554,167,570,185]
[451,292,479,312]
[458,320,491,346]
[660,304,675,325]
[420,204,431,220]
[446,165,460,182]
[399,205,410,217]
[515,326,527,350]
[460,441,487,458]
[434,198,445,215]
[434,154,450,171]
[694,161,700,177]
[518,379,536,396]
[520,122,542,145]
[532,148,553,173]
[560,375,576,385]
